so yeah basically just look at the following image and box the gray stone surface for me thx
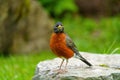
[33,52,120,80]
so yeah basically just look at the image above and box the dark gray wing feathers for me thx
[65,34,92,66]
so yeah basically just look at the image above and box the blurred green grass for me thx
[0,16,120,80]
[61,16,120,53]
[0,51,55,80]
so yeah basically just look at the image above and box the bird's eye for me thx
[56,25,60,27]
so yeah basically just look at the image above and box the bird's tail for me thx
[74,52,92,66]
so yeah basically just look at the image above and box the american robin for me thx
[50,22,92,70]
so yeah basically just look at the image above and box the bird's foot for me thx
[53,69,67,74]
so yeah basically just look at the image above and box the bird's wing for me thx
[65,34,79,53]
[65,34,92,66]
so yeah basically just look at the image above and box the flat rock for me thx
[33,52,120,80]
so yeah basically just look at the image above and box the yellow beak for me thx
[58,25,62,30]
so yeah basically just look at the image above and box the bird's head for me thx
[54,22,64,33]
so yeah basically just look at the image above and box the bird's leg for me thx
[56,59,68,73]
[65,59,68,70]
[59,58,65,70]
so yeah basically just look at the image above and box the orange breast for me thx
[50,33,74,59]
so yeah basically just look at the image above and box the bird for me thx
[50,22,92,71]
